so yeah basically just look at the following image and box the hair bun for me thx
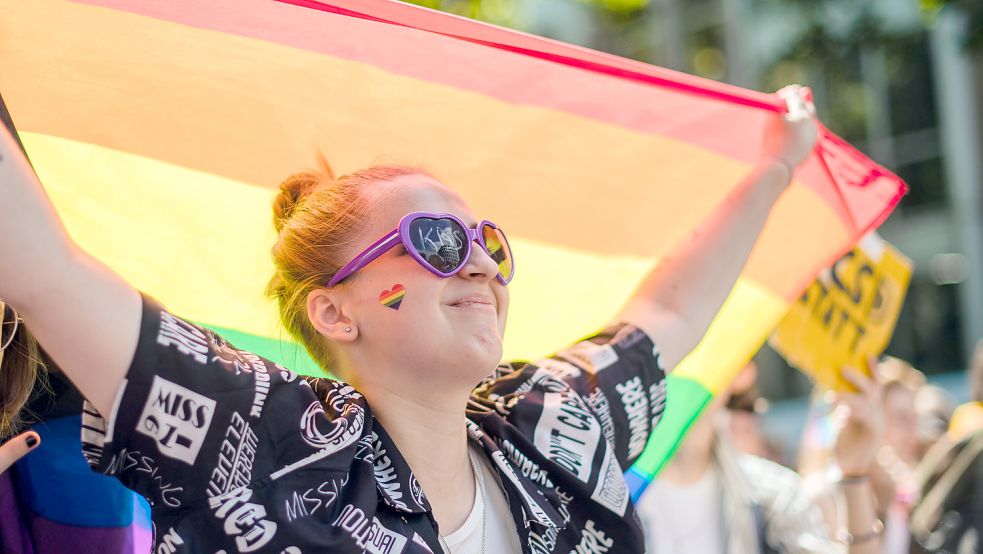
[273,174,318,232]
[272,152,336,233]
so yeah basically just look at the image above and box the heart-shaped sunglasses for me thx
[328,212,514,287]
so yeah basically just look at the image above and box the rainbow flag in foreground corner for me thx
[0,0,905,503]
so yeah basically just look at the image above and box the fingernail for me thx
[25,435,38,449]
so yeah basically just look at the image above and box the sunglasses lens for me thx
[482,225,514,282]
[408,217,469,274]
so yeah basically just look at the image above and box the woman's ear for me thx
[307,288,357,343]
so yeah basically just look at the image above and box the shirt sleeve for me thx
[79,295,358,512]
[741,456,843,554]
[473,323,668,471]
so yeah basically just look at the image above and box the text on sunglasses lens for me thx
[409,218,469,274]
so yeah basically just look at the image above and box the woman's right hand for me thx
[0,430,39,474]
[1,120,141,417]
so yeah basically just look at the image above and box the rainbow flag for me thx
[0,415,153,554]
[0,0,905,504]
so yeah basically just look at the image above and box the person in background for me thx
[944,339,983,440]
[724,362,781,462]
[0,302,151,554]
[913,385,956,459]
[1,299,41,554]
[877,358,924,468]
[1,299,47,552]
[636,361,885,553]
[798,357,926,554]
[0,299,42,472]
[909,340,983,553]
[873,357,926,553]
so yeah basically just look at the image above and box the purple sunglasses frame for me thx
[327,211,515,287]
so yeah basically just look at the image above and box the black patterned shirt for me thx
[81,296,667,553]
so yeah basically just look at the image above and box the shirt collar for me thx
[466,419,563,532]
[370,415,564,534]
[370,424,432,514]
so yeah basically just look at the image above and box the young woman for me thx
[0,86,818,553]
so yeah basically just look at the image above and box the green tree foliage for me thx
[922,0,983,50]
[405,0,649,27]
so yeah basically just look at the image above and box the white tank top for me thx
[442,444,522,553]
[636,470,727,554]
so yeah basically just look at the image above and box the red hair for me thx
[267,156,431,368]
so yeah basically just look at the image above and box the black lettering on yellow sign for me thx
[796,250,894,356]
[770,237,910,392]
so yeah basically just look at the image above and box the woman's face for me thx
[334,174,510,384]
[882,385,919,464]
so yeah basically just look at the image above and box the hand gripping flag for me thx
[0,0,905,503]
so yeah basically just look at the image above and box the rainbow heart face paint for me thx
[379,284,406,310]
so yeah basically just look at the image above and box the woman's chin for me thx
[452,332,503,375]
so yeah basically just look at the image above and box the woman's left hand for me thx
[832,360,885,477]
[761,85,819,173]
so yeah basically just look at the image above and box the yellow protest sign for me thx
[770,233,912,391]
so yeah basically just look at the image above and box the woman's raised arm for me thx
[0,125,140,416]
[617,86,818,370]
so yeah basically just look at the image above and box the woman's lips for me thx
[448,295,496,311]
